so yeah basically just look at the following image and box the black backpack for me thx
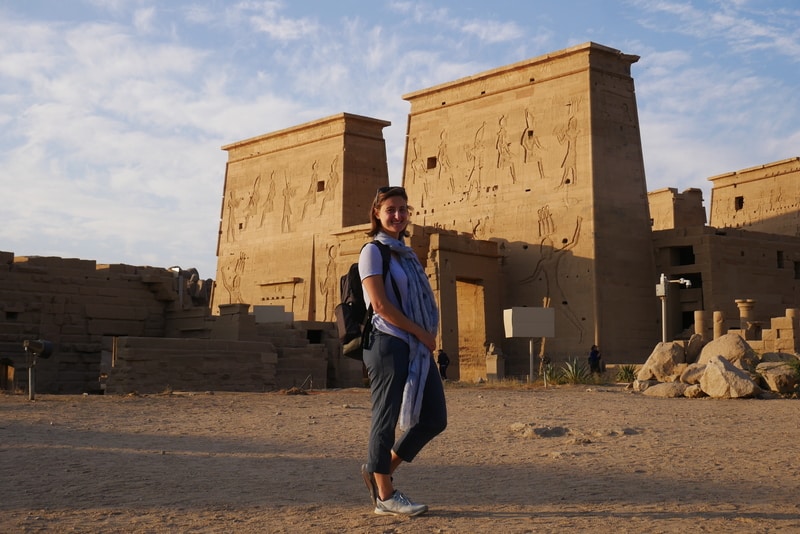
[334,241,398,360]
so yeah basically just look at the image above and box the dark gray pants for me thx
[363,331,447,475]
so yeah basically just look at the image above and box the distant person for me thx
[436,349,450,380]
[358,186,446,517]
[588,345,601,374]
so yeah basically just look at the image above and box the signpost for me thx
[503,307,555,383]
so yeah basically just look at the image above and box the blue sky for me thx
[1,0,798,278]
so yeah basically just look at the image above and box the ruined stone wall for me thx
[648,187,707,231]
[653,226,800,340]
[709,157,800,236]
[0,252,176,393]
[107,337,279,394]
[212,113,391,320]
[401,42,658,366]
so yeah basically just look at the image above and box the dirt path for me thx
[2,384,799,533]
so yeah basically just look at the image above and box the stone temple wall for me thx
[400,42,659,367]
[709,157,800,237]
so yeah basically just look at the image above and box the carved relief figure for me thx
[521,216,584,342]
[495,114,516,183]
[243,174,261,231]
[301,160,319,218]
[220,251,247,304]
[465,122,486,199]
[319,155,339,216]
[410,137,426,184]
[556,105,579,188]
[521,108,545,180]
[319,244,337,321]
[258,171,277,228]
[225,189,242,242]
[437,130,455,194]
[281,174,295,233]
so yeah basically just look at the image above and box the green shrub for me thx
[615,364,638,383]
[786,358,800,377]
[559,358,591,384]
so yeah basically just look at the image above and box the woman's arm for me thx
[362,274,436,352]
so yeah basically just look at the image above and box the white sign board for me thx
[503,307,555,338]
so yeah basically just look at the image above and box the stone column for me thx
[694,310,707,342]
[713,311,725,339]
[735,299,756,332]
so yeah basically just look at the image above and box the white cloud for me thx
[2,0,798,275]
[460,20,524,43]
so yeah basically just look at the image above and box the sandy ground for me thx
[2,383,800,534]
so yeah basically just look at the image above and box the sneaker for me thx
[374,490,428,517]
[361,464,378,506]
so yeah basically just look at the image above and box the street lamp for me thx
[656,273,691,343]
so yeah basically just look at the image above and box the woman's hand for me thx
[416,329,437,353]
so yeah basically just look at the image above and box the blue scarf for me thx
[375,232,439,430]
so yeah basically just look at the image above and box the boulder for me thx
[699,355,762,399]
[630,379,657,392]
[756,361,799,395]
[642,382,688,398]
[683,384,706,398]
[679,363,706,385]
[697,333,758,371]
[637,342,685,382]
[685,333,705,364]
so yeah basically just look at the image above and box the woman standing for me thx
[359,186,447,517]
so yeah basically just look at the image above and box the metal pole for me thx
[661,295,667,343]
[529,338,534,383]
[26,349,35,401]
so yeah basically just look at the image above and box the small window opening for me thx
[735,196,744,211]
[426,157,437,170]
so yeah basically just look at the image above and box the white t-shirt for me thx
[358,242,410,343]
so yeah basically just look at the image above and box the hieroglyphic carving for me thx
[465,122,486,199]
[301,160,319,218]
[495,115,516,184]
[521,216,584,342]
[537,205,555,237]
[258,171,277,228]
[220,251,248,304]
[471,214,492,239]
[521,108,545,180]
[319,155,339,216]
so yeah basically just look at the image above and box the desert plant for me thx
[542,362,560,385]
[560,358,591,384]
[615,364,638,383]
[786,357,800,377]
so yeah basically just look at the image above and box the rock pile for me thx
[633,333,799,399]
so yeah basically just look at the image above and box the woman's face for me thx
[375,195,409,239]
